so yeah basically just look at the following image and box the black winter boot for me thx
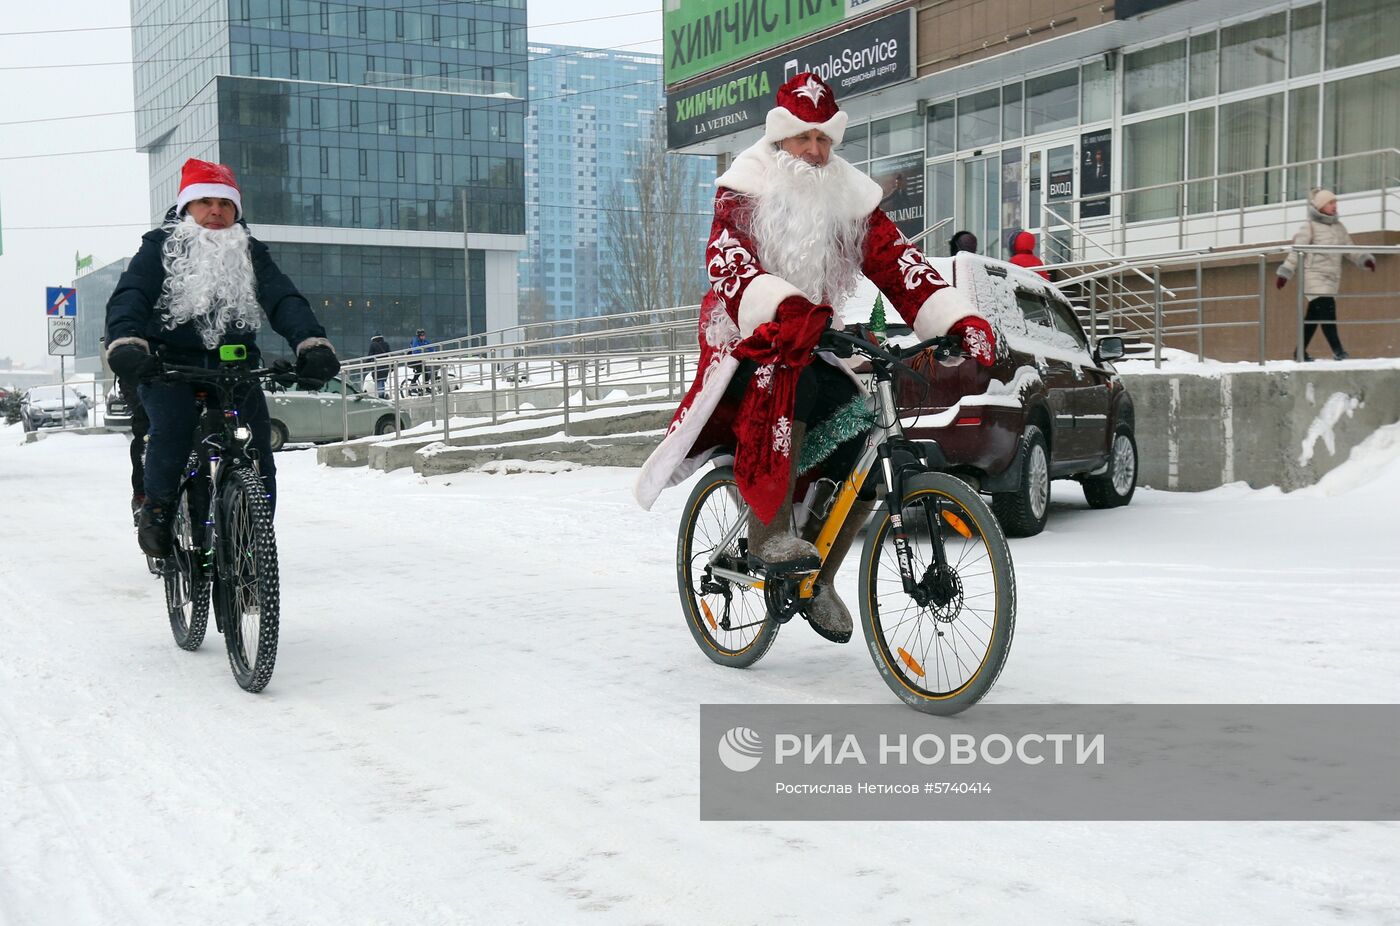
[746,421,820,574]
[137,500,174,558]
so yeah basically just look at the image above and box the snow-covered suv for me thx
[885,253,1138,537]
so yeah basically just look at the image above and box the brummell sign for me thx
[667,9,914,149]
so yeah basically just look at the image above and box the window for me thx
[1217,93,1284,208]
[468,19,477,46]
[1124,41,1185,115]
[1187,108,1216,214]
[836,119,869,164]
[871,111,921,157]
[432,14,441,41]
[1002,82,1023,140]
[1323,67,1400,192]
[319,146,329,174]
[395,10,404,37]
[357,6,366,33]
[350,100,358,128]
[956,89,999,150]
[1026,69,1078,135]
[311,98,320,125]
[926,100,954,156]
[1326,0,1400,70]
[319,2,328,29]
[329,52,338,81]
[434,154,442,180]
[358,149,368,176]
[1189,33,1217,100]
[462,109,472,136]
[251,43,260,74]
[280,0,290,26]
[388,103,397,132]
[1124,113,1184,222]
[1081,59,1114,123]
[1047,300,1089,348]
[290,48,300,78]
[1220,13,1286,94]
[1290,5,1321,77]
[1015,290,1050,327]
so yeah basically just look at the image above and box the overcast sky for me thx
[0,1,662,369]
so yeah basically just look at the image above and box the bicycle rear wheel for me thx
[858,473,1016,715]
[676,466,779,668]
[165,477,211,651]
[214,466,281,692]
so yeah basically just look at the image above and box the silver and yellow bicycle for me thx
[676,329,1016,715]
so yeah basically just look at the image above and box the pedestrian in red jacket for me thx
[1007,229,1051,281]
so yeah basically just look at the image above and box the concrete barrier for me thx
[1120,364,1400,491]
[413,433,664,476]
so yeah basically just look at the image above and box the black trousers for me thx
[1302,296,1345,355]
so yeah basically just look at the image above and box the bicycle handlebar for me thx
[817,328,963,386]
[152,358,299,388]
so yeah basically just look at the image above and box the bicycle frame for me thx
[703,371,930,600]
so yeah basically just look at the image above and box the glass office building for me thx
[130,0,527,355]
[521,44,714,322]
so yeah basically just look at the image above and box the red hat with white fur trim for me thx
[762,72,848,147]
[175,158,243,220]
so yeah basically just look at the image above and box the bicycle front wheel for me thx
[165,477,211,651]
[858,473,1016,715]
[214,466,281,692]
[676,466,779,668]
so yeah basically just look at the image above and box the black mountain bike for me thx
[676,329,1017,715]
[155,346,296,692]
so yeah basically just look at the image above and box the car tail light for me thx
[954,415,982,426]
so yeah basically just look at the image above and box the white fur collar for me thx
[715,140,882,222]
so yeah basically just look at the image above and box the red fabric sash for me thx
[730,298,832,524]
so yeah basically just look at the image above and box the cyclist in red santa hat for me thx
[635,72,996,643]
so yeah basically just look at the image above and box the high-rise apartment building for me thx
[130,0,527,354]
[521,44,714,322]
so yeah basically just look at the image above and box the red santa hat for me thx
[175,158,243,220]
[762,71,848,147]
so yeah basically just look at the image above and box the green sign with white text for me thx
[665,0,844,85]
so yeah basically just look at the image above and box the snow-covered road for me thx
[2,423,1398,924]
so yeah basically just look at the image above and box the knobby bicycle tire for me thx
[676,466,780,668]
[858,473,1016,715]
[215,466,282,692]
[165,477,211,652]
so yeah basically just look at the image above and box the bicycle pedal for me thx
[747,553,821,576]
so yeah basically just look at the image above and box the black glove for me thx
[295,345,340,388]
[108,343,159,383]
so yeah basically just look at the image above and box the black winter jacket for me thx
[105,207,326,363]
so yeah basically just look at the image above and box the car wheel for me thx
[269,420,289,452]
[1082,426,1138,509]
[992,424,1050,538]
[375,416,396,436]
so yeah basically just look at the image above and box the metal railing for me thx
[1054,243,1400,368]
[1038,148,1400,263]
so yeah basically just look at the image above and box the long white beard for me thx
[748,149,867,307]
[157,215,262,350]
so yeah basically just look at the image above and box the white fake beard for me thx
[157,215,262,350]
[748,149,867,306]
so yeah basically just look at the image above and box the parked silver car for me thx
[20,384,91,431]
[264,376,413,450]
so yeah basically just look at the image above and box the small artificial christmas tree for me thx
[869,294,887,342]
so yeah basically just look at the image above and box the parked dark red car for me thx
[882,254,1138,537]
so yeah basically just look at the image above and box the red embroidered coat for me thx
[634,140,981,518]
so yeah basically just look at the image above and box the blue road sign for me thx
[46,287,77,316]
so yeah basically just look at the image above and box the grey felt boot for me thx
[746,421,820,574]
[802,498,875,643]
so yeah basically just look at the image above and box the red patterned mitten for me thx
[950,316,996,367]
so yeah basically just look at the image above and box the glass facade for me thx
[130,1,527,351]
[521,44,713,322]
[268,243,485,355]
